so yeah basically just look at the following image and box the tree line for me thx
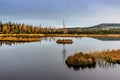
[0,21,120,34]
[0,21,82,34]
[0,21,64,34]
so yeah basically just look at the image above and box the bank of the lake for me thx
[1,34,120,42]
[0,34,45,37]
[46,34,120,38]
[0,34,44,42]
[0,37,41,42]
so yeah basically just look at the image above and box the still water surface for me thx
[0,37,120,80]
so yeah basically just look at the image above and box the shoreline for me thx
[0,37,41,42]
[1,34,120,37]
[0,34,44,42]
[45,34,120,38]
[0,34,120,42]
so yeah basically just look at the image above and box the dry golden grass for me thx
[46,34,120,38]
[1,34,120,38]
[0,37,40,42]
[0,34,45,37]
[66,49,120,66]
[99,49,120,63]
[0,34,44,42]
[66,52,96,66]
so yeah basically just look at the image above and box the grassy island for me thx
[66,52,96,66]
[0,34,44,42]
[56,39,73,44]
[66,49,120,68]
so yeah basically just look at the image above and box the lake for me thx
[0,37,120,80]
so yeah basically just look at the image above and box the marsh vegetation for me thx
[66,49,120,69]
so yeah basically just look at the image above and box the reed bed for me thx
[66,49,120,66]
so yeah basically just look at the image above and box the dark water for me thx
[0,37,120,80]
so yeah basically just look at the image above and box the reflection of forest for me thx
[42,36,120,42]
[93,37,120,41]
[0,41,31,46]
[41,37,58,42]
[41,37,82,42]
[0,37,59,46]
[41,37,120,42]
[1,37,120,46]
[0,37,78,46]
[41,37,120,41]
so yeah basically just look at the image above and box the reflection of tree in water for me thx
[62,44,67,64]
[0,41,35,46]
[41,37,60,42]
[97,58,116,69]
[66,63,96,71]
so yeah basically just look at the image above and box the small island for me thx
[66,49,120,67]
[56,39,73,44]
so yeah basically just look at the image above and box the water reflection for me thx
[41,37,57,42]
[62,44,67,64]
[0,41,30,46]
[1,37,120,68]
[66,63,96,70]
[0,37,74,46]
[97,58,116,69]
[1,37,120,80]
[1,37,120,46]
[41,37,82,42]
[93,37,120,41]
[41,37,120,43]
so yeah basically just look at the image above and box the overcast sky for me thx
[0,0,120,27]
